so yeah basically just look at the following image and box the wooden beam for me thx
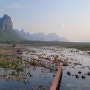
[50,63,62,90]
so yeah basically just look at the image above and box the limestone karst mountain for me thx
[0,14,26,41]
[0,14,68,42]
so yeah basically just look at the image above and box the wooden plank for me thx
[50,63,62,90]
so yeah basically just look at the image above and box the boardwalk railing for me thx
[50,63,62,90]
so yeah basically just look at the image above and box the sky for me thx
[0,0,90,42]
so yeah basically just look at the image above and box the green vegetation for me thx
[0,41,89,51]
[0,29,25,42]
[0,56,24,72]
[20,41,90,51]
[0,29,12,41]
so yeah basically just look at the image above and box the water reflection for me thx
[1,46,90,90]
[60,48,90,90]
[0,65,55,90]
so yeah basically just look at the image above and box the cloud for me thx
[9,3,24,9]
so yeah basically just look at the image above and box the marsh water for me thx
[0,66,55,90]
[25,46,90,90]
[60,48,90,90]
[0,46,90,90]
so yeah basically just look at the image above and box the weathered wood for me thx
[50,63,62,90]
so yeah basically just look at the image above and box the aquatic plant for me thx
[63,60,68,66]
[0,56,24,72]
[53,55,59,63]
[67,71,71,76]
[75,74,79,79]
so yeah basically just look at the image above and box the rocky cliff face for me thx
[0,14,68,42]
[0,14,13,31]
[0,14,26,41]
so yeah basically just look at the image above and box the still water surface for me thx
[0,46,90,90]
[0,66,55,90]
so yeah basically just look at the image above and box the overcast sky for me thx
[0,0,90,42]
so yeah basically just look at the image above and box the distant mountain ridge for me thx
[0,14,68,42]
[0,14,26,41]
[16,29,68,42]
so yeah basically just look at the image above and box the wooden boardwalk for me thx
[16,52,63,90]
[50,63,62,90]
